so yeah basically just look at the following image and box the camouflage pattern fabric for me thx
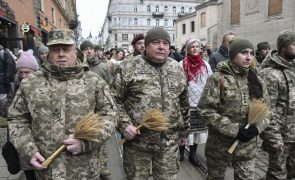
[123,144,179,180]
[111,54,189,178]
[8,62,118,179]
[197,60,270,179]
[46,29,75,46]
[259,53,295,179]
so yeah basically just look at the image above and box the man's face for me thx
[233,48,254,68]
[18,67,35,80]
[284,42,295,59]
[83,47,95,59]
[145,39,169,63]
[96,50,104,58]
[39,52,48,62]
[133,39,145,54]
[259,48,271,57]
[187,41,201,56]
[223,34,236,49]
[48,44,77,67]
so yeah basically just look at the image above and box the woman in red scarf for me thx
[179,38,213,167]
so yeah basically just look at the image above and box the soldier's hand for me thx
[124,125,138,140]
[64,136,82,155]
[30,152,46,170]
[179,138,187,146]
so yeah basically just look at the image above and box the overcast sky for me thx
[76,0,109,38]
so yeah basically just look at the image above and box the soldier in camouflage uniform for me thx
[7,29,118,180]
[80,40,112,177]
[259,31,295,180]
[197,37,270,180]
[112,27,189,180]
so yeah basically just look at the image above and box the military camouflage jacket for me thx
[112,54,189,152]
[87,56,111,84]
[197,60,270,158]
[8,62,118,179]
[259,53,295,142]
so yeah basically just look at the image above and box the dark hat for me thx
[144,27,170,47]
[47,29,75,46]
[229,37,254,59]
[257,42,270,51]
[80,40,94,51]
[277,30,295,53]
[131,34,144,45]
[95,45,103,51]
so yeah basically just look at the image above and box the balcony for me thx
[152,12,164,18]
[178,12,187,17]
[107,13,112,20]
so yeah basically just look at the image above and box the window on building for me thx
[122,34,128,41]
[172,34,175,41]
[156,19,159,26]
[156,5,159,13]
[201,12,206,27]
[181,7,184,13]
[60,18,62,28]
[115,34,117,41]
[147,5,151,12]
[231,0,240,24]
[173,6,176,13]
[40,0,44,12]
[164,6,168,12]
[129,18,132,26]
[147,19,151,26]
[191,21,195,32]
[173,19,176,27]
[189,7,193,13]
[51,7,55,25]
[164,19,168,27]
[268,0,282,16]
[134,18,138,25]
[114,18,117,26]
[134,5,137,12]
[182,24,186,34]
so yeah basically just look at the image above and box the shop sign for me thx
[21,23,30,32]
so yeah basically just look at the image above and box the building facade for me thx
[175,0,218,49]
[217,0,295,49]
[0,0,77,54]
[101,0,203,51]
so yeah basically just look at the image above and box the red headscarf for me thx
[183,53,207,81]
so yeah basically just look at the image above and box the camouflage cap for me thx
[277,30,295,53]
[47,29,75,46]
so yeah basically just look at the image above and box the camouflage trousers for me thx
[99,143,108,170]
[123,144,179,180]
[206,150,255,180]
[265,142,295,180]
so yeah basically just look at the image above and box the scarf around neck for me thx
[183,53,207,81]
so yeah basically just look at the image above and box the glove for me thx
[237,124,258,142]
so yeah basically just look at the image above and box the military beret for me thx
[131,34,144,45]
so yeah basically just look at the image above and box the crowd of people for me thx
[0,27,294,180]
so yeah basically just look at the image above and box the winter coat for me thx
[0,49,16,93]
[259,53,295,143]
[208,45,229,72]
[112,54,190,152]
[87,56,111,84]
[8,61,118,180]
[197,60,270,159]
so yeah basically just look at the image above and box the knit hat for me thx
[94,45,103,51]
[229,37,254,59]
[38,45,49,54]
[80,40,94,51]
[277,30,295,53]
[16,51,39,70]
[132,33,144,45]
[257,42,270,51]
[144,27,170,47]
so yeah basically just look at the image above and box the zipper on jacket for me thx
[158,67,165,111]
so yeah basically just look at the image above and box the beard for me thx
[285,51,295,60]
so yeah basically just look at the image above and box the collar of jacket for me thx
[142,52,167,67]
[218,45,229,58]
[42,61,88,81]
[217,60,250,76]
[262,52,294,69]
[87,56,101,66]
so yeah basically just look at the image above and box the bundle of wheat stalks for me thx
[228,99,270,154]
[119,109,171,144]
[42,113,102,168]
